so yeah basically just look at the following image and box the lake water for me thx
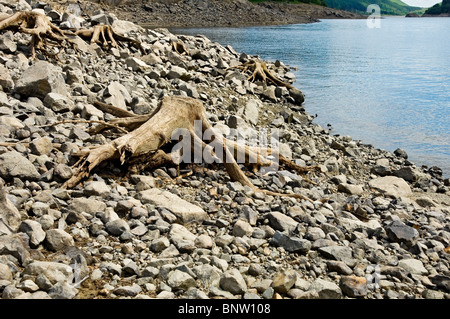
[171,17,450,178]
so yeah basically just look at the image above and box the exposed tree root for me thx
[171,39,189,55]
[0,11,144,58]
[63,96,325,203]
[230,59,294,89]
[73,24,143,51]
[0,11,70,59]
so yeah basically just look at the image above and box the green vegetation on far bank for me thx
[324,0,422,15]
[425,0,450,14]
[249,0,423,16]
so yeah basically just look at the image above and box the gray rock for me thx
[368,176,412,198]
[138,188,207,223]
[0,64,14,92]
[103,81,131,110]
[53,164,73,181]
[83,181,111,197]
[105,219,130,236]
[60,13,83,29]
[167,269,196,290]
[125,57,151,72]
[2,285,25,299]
[0,185,22,232]
[220,269,247,295]
[0,234,30,265]
[193,264,222,288]
[35,274,53,291]
[24,261,73,285]
[0,263,12,281]
[169,224,196,252]
[68,198,106,216]
[385,220,419,246]
[338,183,364,195]
[393,166,418,182]
[15,61,67,99]
[43,93,74,113]
[267,211,298,234]
[272,269,297,293]
[309,278,342,299]
[113,284,142,297]
[45,229,75,252]
[339,275,367,298]
[0,31,17,53]
[18,220,46,247]
[271,231,311,254]
[166,65,188,80]
[17,279,39,293]
[326,260,353,275]
[99,262,122,277]
[150,237,170,253]
[318,246,353,264]
[398,258,428,275]
[430,275,450,292]
[262,86,277,102]
[91,13,115,25]
[0,151,40,181]
[289,87,305,105]
[30,136,53,156]
[243,99,259,125]
[48,281,78,299]
[232,219,253,237]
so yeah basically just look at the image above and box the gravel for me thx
[0,1,449,300]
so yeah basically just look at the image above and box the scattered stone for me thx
[0,7,447,301]
[105,219,130,236]
[138,188,207,223]
[309,278,342,299]
[0,185,22,232]
[385,220,419,246]
[113,284,142,297]
[14,61,67,99]
[167,269,196,290]
[272,269,297,293]
[220,269,247,295]
[369,176,412,198]
[45,229,75,252]
[398,259,428,275]
[18,220,46,247]
[24,261,73,285]
[43,93,74,113]
[267,211,298,233]
[271,231,311,254]
[339,275,367,298]
[233,219,254,237]
[0,151,40,181]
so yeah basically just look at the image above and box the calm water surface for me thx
[171,17,450,177]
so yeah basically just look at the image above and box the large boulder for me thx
[14,61,68,99]
[137,188,208,223]
[0,151,40,181]
[0,185,22,233]
[368,176,412,198]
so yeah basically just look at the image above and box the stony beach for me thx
[0,1,449,300]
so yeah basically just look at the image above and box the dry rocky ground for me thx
[0,1,449,300]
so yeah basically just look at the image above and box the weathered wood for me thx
[65,96,318,202]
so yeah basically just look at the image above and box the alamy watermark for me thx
[367,4,382,29]
[170,120,280,174]
[366,264,382,290]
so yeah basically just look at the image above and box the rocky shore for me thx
[0,1,449,300]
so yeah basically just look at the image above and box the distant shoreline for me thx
[73,0,367,29]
